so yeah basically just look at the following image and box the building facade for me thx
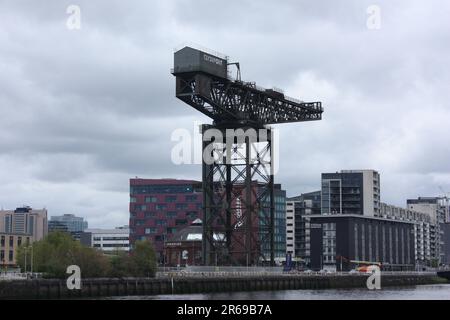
[129,179,203,261]
[80,226,130,253]
[164,219,202,267]
[286,191,321,267]
[129,178,286,265]
[49,214,88,233]
[407,197,447,266]
[0,233,33,267]
[0,207,47,241]
[264,184,286,264]
[309,215,415,271]
[321,170,380,216]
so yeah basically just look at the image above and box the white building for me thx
[81,226,130,253]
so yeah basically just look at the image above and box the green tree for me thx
[129,240,157,277]
[108,250,131,278]
[16,232,110,278]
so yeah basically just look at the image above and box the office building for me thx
[130,178,286,265]
[49,214,88,240]
[129,178,203,261]
[0,207,48,241]
[81,226,130,253]
[49,214,88,233]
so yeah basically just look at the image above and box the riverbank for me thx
[0,274,447,299]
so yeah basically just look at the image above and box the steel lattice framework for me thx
[175,73,323,127]
[172,48,323,266]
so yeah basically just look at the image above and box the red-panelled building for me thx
[129,178,203,261]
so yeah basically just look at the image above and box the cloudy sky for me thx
[0,1,449,228]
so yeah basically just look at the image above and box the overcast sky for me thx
[0,1,449,228]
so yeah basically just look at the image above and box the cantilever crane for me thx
[172,46,323,266]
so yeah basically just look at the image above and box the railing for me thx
[0,272,43,281]
[156,268,438,278]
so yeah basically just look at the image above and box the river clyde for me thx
[103,284,450,300]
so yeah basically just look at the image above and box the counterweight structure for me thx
[172,46,323,266]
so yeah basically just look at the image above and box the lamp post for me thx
[24,247,27,274]
[30,246,34,275]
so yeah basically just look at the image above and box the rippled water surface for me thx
[103,284,450,300]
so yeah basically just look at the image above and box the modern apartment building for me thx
[306,170,442,271]
[0,207,48,241]
[407,197,447,266]
[286,191,321,267]
[80,226,130,253]
[321,170,380,216]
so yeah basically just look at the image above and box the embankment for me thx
[0,274,447,299]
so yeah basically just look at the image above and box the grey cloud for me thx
[0,0,449,227]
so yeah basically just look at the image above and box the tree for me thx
[16,232,110,278]
[129,240,157,277]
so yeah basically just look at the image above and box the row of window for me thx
[133,219,189,227]
[0,236,30,247]
[93,237,129,241]
[131,195,199,203]
[132,203,202,211]
[131,211,199,219]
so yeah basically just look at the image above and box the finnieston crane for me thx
[171,46,323,266]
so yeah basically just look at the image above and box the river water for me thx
[104,284,450,300]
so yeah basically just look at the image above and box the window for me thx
[145,228,157,234]
[135,220,145,226]
[176,203,188,210]
[0,236,4,247]
[156,220,166,226]
[185,195,197,202]
[166,227,177,234]
[166,212,177,218]
[9,236,14,247]
[135,204,147,211]
[145,212,156,218]
[176,219,188,226]
[186,212,197,220]
[165,196,177,203]
[145,196,157,203]
[130,197,137,203]
[156,204,167,210]
[8,250,13,262]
